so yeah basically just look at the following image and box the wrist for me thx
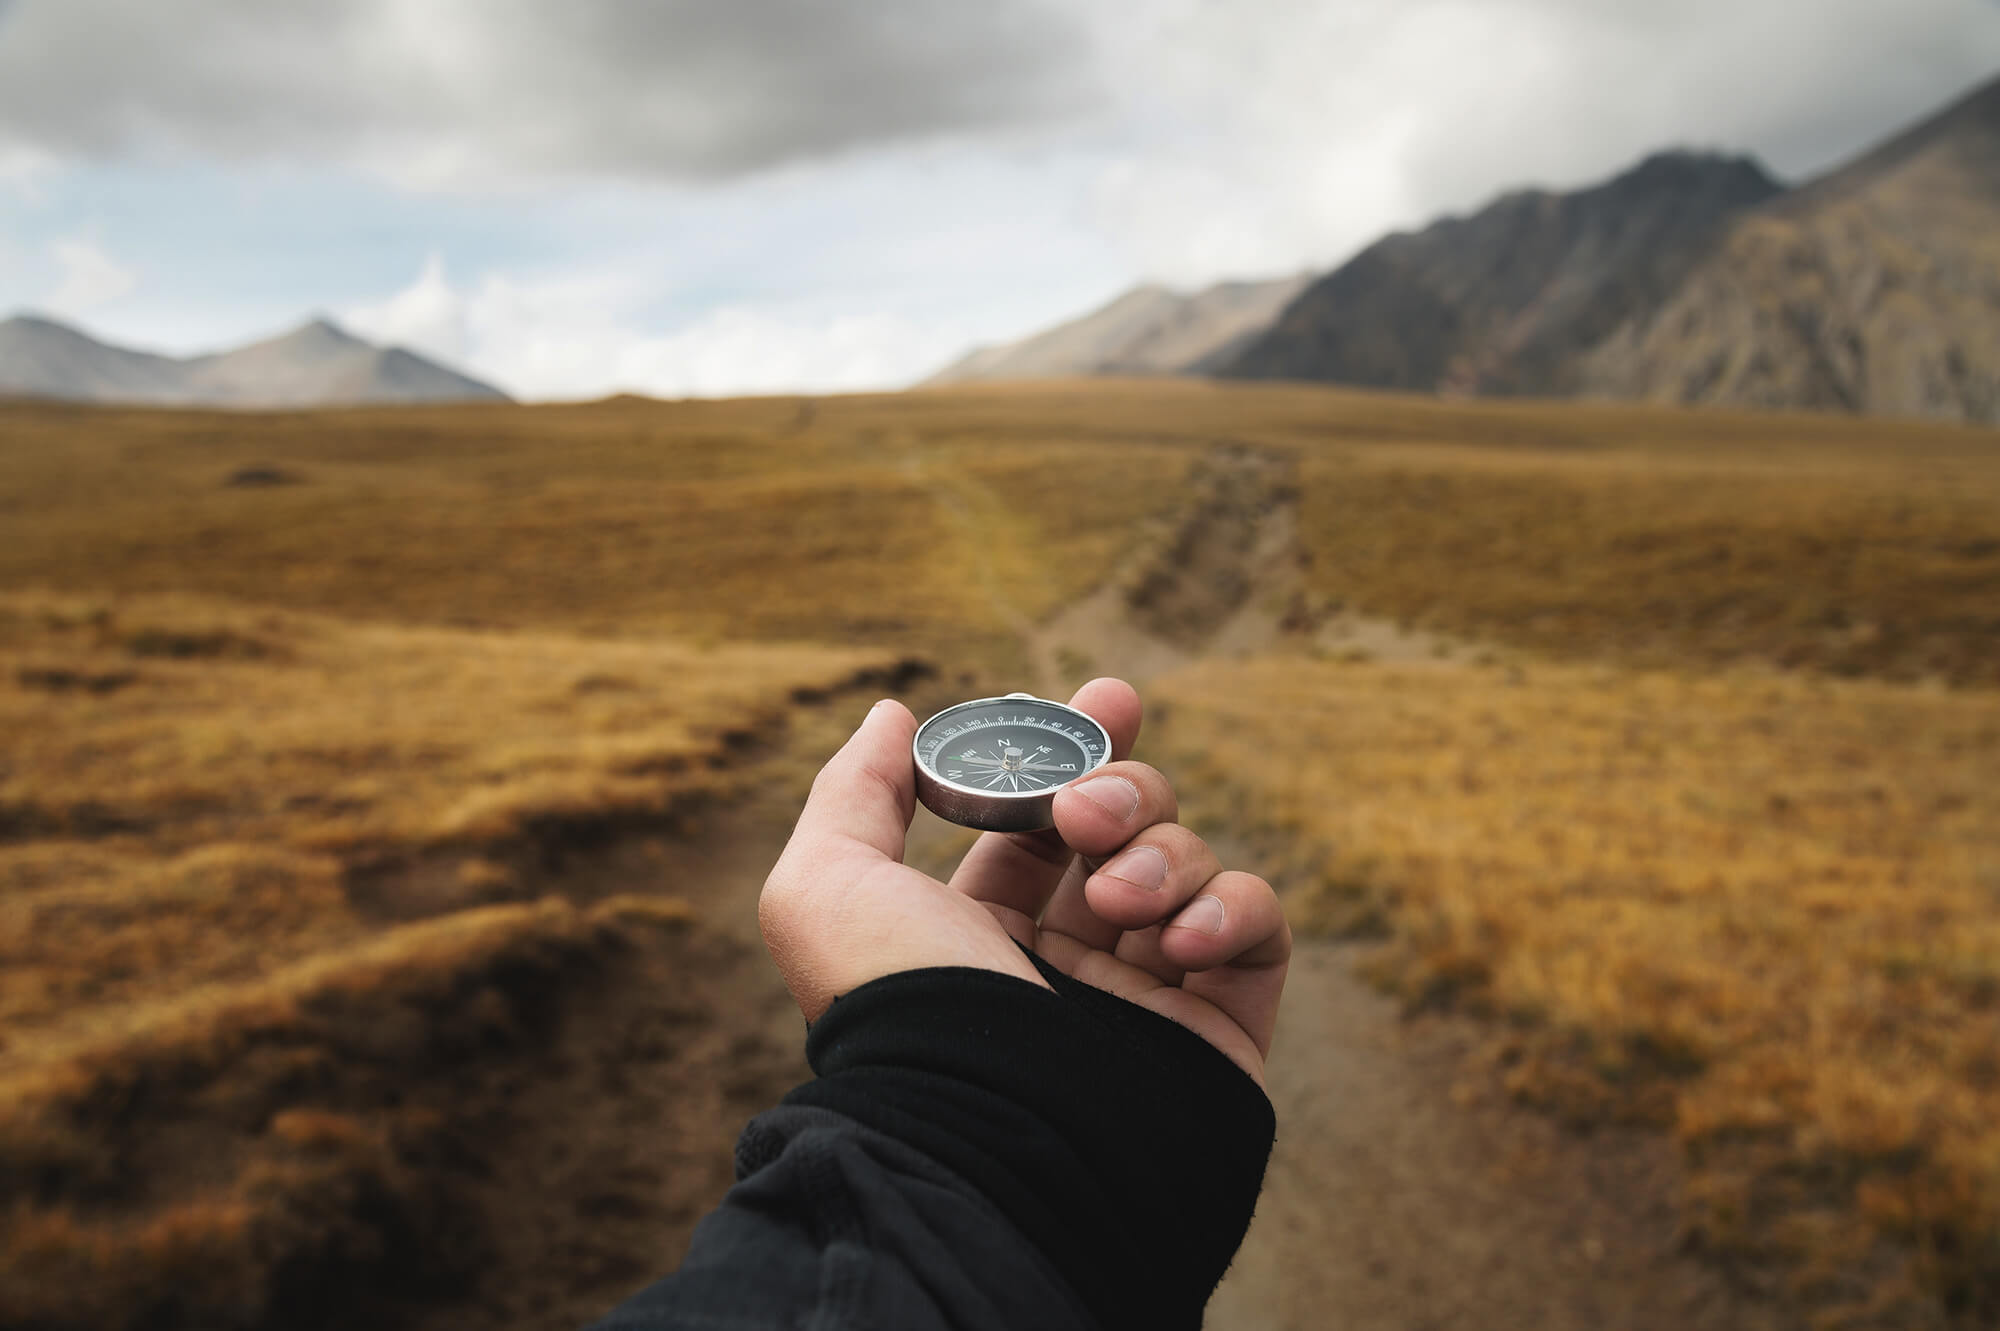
[788,963,1274,1331]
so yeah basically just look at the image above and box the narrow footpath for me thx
[419,445,1786,1329]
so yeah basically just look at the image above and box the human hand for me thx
[759,678,1291,1085]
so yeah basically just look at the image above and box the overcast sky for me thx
[2,0,1997,399]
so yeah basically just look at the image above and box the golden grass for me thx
[2,381,1997,1326]
[0,395,1195,660]
[0,895,690,1331]
[1297,448,2000,685]
[0,578,897,1327]
[6,385,1992,684]
[0,590,900,1043]
[3,592,859,850]
[1155,655,2000,1324]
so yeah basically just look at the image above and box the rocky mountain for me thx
[0,314,510,406]
[1217,151,1783,395]
[925,273,1312,384]
[947,74,2000,424]
[1577,74,2000,422]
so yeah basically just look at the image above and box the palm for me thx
[761,679,1289,1086]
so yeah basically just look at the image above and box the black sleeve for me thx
[592,953,1276,1331]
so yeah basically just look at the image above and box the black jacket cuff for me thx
[784,956,1275,1331]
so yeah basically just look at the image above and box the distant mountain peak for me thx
[1580,70,2000,423]
[1783,69,2000,211]
[925,75,1996,423]
[3,310,87,336]
[924,272,1314,385]
[1614,148,1783,192]
[0,312,508,407]
[1217,143,1782,396]
[258,315,370,353]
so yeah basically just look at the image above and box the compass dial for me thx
[912,693,1112,832]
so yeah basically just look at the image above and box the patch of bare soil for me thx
[1208,940,1782,1331]
[395,692,971,1330]
[1027,443,1471,696]
[397,907,803,1331]
[1034,445,1787,1328]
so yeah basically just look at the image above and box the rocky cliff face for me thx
[1578,76,2000,423]
[1217,152,1783,396]
[953,74,2000,425]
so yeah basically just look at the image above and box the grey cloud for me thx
[1082,0,2000,286]
[0,0,1096,182]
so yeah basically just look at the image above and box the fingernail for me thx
[1174,894,1226,935]
[1072,775,1140,821]
[1099,845,1167,891]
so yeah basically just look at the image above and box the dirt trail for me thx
[422,445,1781,1329]
[397,698,989,1331]
[1030,446,1780,1329]
[1207,937,1775,1330]
[1026,445,1471,697]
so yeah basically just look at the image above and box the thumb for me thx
[775,698,917,883]
[761,698,941,1021]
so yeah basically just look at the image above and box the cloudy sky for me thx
[2,0,1997,400]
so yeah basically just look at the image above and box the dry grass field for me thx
[0,590,903,1030]
[0,589,916,1329]
[0,392,1198,659]
[1296,450,2000,685]
[1154,658,2000,1325]
[1,380,1996,1328]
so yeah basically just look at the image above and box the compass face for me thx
[912,694,1111,830]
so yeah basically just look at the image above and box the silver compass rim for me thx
[909,692,1113,804]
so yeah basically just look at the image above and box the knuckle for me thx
[1106,763,1177,823]
[806,760,843,802]
[852,760,908,812]
[1138,822,1208,872]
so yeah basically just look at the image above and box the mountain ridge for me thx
[924,273,1313,385]
[0,313,510,407]
[1577,73,2000,422]
[1219,150,1783,397]
[947,72,2000,424]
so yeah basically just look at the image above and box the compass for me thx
[912,692,1113,832]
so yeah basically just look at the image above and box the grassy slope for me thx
[7,385,1994,680]
[0,591,901,1034]
[0,392,1196,657]
[0,590,910,1330]
[1297,446,2000,685]
[1156,657,2000,1322]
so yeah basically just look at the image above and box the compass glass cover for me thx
[915,699,1108,795]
